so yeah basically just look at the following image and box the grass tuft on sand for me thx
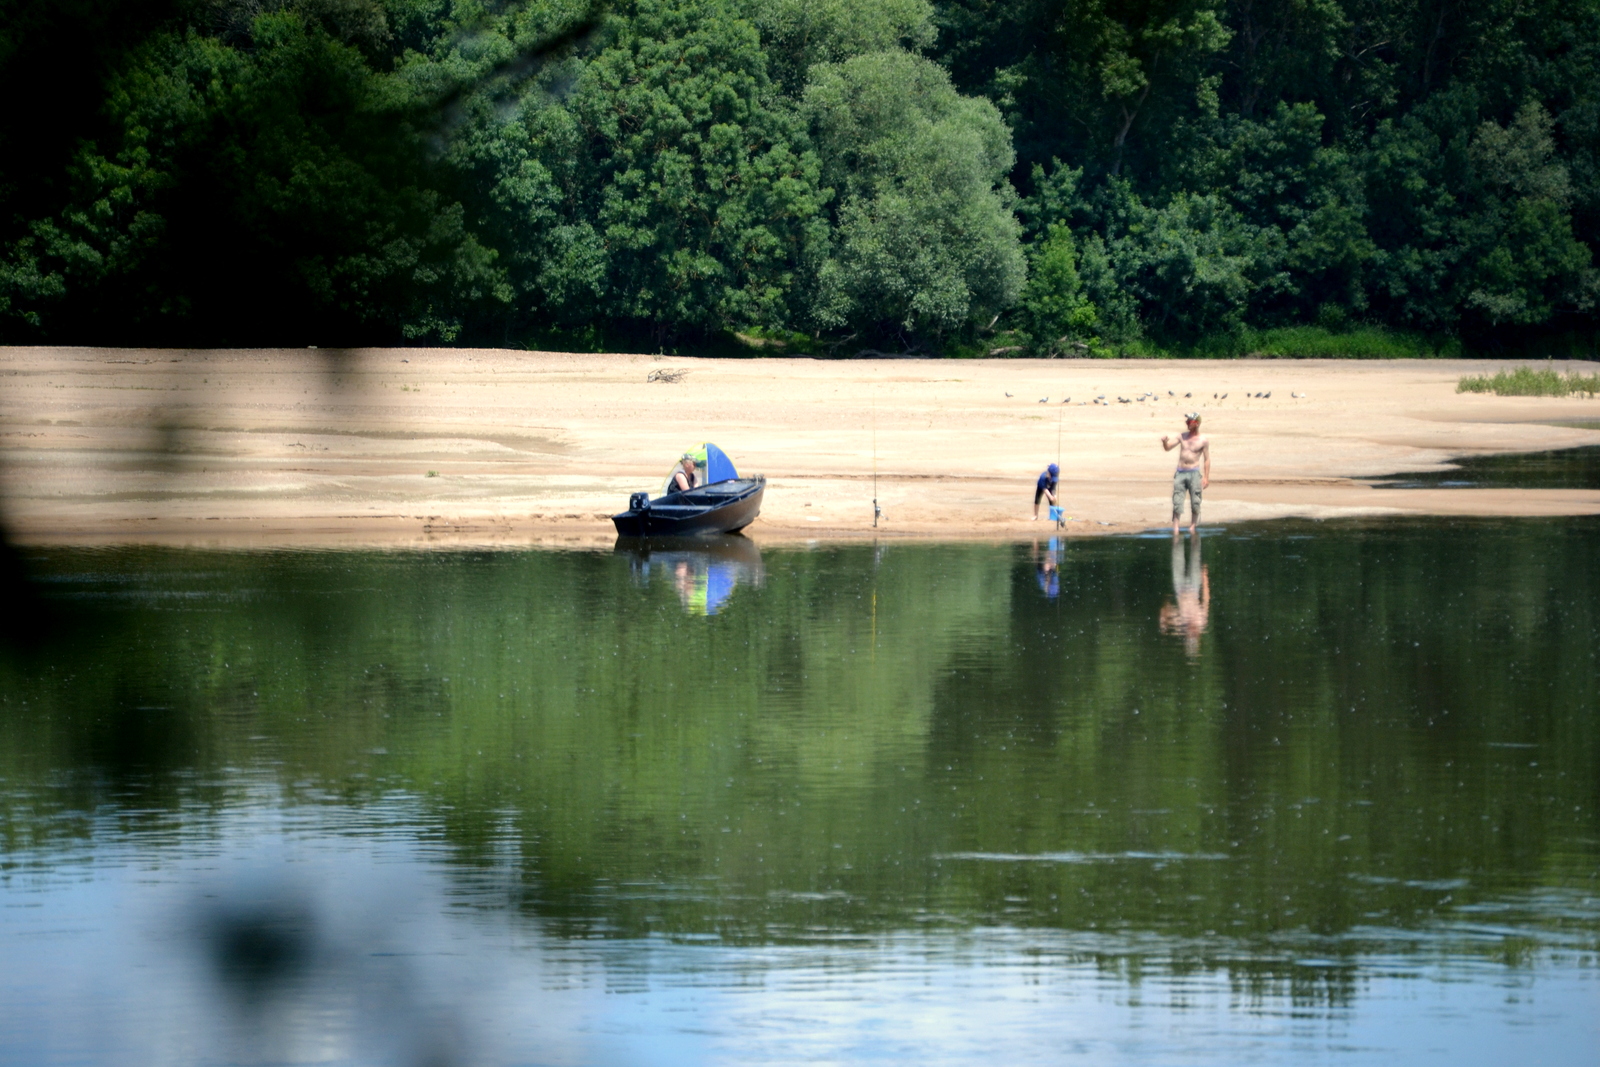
[1458,366,1600,397]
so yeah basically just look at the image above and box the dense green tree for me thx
[801,50,1023,344]
[1017,224,1098,353]
[1457,102,1595,331]
[571,0,826,339]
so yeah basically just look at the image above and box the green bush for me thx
[1035,325,1451,360]
[1242,326,1457,359]
[1457,366,1600,396]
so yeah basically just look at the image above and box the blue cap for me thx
[1047,463,1059,475]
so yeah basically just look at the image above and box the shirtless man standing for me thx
[1160,413,1210,535]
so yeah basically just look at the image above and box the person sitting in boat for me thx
[669,453,699,494]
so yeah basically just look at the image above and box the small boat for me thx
[612,442,765,537]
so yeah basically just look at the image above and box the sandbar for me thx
[2,346,1597,548]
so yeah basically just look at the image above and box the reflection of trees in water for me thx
[1,525,1596,997]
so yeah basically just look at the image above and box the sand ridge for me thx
[2,346,1598,548]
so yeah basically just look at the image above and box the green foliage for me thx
[1017,224,1097,354]
[0,1,514,343]
[1458,104,1595,328]
[1458,365,1600,396]
[3,0,1600,352]
[801,50,1024,343]
[936,0,1600,354]
[1046,324,1451,359]
[572,0,827,337]
[1240,326,1455,359]
[736,0,936,92]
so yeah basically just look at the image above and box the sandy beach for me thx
[2,346,1597,547]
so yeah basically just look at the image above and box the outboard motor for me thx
[629,492,651,512]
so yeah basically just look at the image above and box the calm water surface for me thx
[2,520,1597,1066]
[1370,443,1600,489]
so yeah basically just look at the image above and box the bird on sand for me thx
[1061,396,1071,403]
[1263,391,1271,398]
[1004,391,1013,397]
[1220,393,1228,399]
[1039,397,1048,403]
[1184,392,1192,398]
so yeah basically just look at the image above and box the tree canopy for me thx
[0,0,1595,354]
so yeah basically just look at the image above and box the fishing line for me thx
[1056,404,1063,469]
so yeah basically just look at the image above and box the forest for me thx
[0,0,1596,356]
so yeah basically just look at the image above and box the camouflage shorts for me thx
[1172,468,1202,520]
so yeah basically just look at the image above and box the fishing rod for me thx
[872,393,881,528]
[1055,404,1065,529]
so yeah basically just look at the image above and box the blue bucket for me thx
[1048,506,1064,522]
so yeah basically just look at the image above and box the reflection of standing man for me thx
[1160,413,1210,535]
[1159,532,1210,657]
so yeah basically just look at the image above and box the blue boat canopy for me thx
[701,442,739,484]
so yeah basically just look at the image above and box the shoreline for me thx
[3,346,1598,549]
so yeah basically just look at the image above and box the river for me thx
[2,518,1596,1065]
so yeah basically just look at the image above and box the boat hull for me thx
[611,477,765,537]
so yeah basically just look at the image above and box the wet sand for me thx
[2,346,1598,547]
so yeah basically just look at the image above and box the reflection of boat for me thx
[611,442,765,537]
[614,535,764,615]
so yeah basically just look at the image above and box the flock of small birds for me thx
[1003,387,1309,403]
